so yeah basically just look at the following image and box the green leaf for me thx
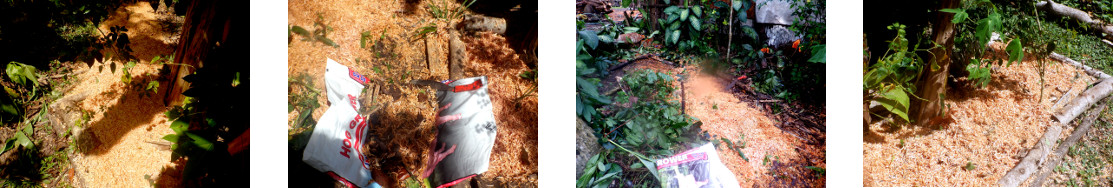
[733,0,743,11]
[0,139,13,154]
[170,120,188,134]
[315,35,339,47]
[622,0,631,7]
[670,30,680,44]
[679,8,689,22]
[185,132,214,151]
[15,132,30,147]
[1006,38,1023,66]
[690,17,701,30]
[808,45,826,63]
[664,6,679,14]
[578,30,599,50]
[360,31,371,49]
[877,87,910,122]
[598,34,613,44]
[290,26,311,38]
[940,8,968,24]
[162,134,179,143]
[692,6,702,18]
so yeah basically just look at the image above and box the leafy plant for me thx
[943,0,1028,87]
[0,124,33,154]
[105,25,133,62]
[576,55,610,123]
[659,4,712,53]
[576,152,623,188]
[863,23,936,123]
[610,70,697,151]
[289,14,339,47]
[426,0,475,24]
[6,61,37,88]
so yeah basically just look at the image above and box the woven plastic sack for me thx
[655,143,741,188]
[424,76,499,187]
[303,58,379,188]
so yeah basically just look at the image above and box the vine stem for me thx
[605,137,651,161]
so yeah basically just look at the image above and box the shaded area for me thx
[76,74,164,155]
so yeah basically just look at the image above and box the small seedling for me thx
[965,162,976,170]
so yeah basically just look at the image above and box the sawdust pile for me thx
[69,2,180,187]
[683,66,825,187]
[288,0,537,186]
[864,59,1095,186]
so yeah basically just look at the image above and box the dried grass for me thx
[863,59,1095,186]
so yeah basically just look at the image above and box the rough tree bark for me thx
[912,0,959,126]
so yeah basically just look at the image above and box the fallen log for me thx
[1037,0,1113,40]
[1054,78,1113,122]
[998,78,1113,186]
[997,121,1061,186]
[1049,52,1111,79]
[1030,97,1111,186]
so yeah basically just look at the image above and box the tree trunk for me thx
[912,0,959,126]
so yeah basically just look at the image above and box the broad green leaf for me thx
[1006,38,1023,66]
[877,87,910,122]
[0,139,13,154]
[623,27,640,34]
[680,8,689,21]
[622,0,631,7]
[940,8,968,23]
[15,132,30,147]
[185,132,214,151]
[733,0,743,10]
[670,30,680,44]
[162,134,179,143]
[690,17,701,30]
[598,34,613,44]
[664,6,678,14]
[808,45,826,63]
[578,30,599,50]
[170,120,188,134]
[692,6,702,18]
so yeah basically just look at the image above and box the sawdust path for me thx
[863,59,1094,186]
[681,67,826,187]
[67,2,180,188]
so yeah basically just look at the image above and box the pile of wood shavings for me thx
[69,2,180,187]
[864,59,1095,186]
[683,68,825,187]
